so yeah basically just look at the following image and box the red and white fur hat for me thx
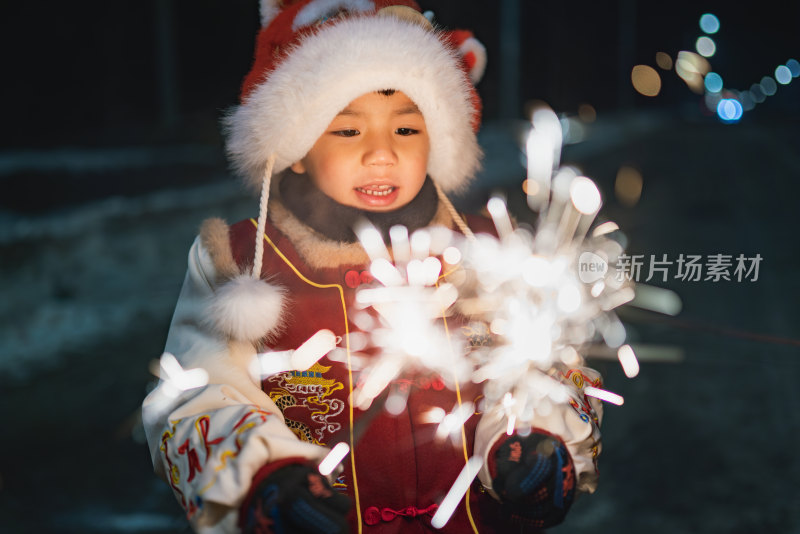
[224,0,487,195]
[214,0,486,343]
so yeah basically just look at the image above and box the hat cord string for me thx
[434,181,475,241]
[252,154,277,279]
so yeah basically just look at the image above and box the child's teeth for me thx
[358,186,394,196]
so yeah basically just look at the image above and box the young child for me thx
[142,2,603,533]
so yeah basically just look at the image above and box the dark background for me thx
[1,1,798,532]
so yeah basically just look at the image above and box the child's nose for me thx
[362,132,397,166]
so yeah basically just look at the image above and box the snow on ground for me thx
[0,180,253,380]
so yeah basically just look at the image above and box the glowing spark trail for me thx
[617,344,640,378]
[251,329,337,378]
[318,442,350,476]
[431,456,484,529]
[158,352,209,398]
[584,386,625,406]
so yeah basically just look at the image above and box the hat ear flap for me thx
[445,29,487,85]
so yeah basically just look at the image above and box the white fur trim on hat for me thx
[206,273,286,342]
[225,15,481,194]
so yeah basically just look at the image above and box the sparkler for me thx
[349,221,470,412]
[453,103,636,438]
[346,103,640,528]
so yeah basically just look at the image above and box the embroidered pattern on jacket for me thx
[159,407,272,517]
[266,361,345,444]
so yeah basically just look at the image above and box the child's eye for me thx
[332,129,359,137]
[395,128,419,136]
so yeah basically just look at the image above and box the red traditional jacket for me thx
[228,213,506,533]
[141,196,603,534]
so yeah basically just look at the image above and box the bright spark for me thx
[355,222,389,260]
[318,442,350,476]
[159,352,209,398]
[290,329,337,371]
[431,456,484,529]
[570,176,601,214]
[252,330,337,379]
[389,225,411,264]
[443,246,462,265]
[617,344,640,378]
[584,386,625,406]
[487,197,514,238]
[435,402,475,442]
[592,221,620,237]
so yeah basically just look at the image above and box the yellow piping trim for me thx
[250,219,363,533]
[438,269,480,534]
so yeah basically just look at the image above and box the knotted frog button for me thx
[364,506,381,525]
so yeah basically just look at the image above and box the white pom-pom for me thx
[207,274,286,341]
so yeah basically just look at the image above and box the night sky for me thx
[2,1,797,150]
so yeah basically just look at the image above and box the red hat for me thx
[224,0,486,195]
[210,1,488,344]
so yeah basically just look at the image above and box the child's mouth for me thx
[354,184,400,208]
[355,185,396,197]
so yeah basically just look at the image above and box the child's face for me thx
[291,91,430,212]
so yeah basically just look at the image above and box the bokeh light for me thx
[739,91,755,111]
[704,91,722,112]
[704,72,723,93]
[749,83,766,103]
[696,36,716,58]
[676,51,711,94]
[775,65,792,85]
[631,64,661,96]
[615,166,643,207]
[787,58,800,77]
[717,98,743,122]
[699,13,720,34]
[522,179,538,196]
[570,176,601,214]
[560,117,587,145]
[760,76,777,96]
[655,51,673,70]
[442,246,461,266]
[578,103,597,122]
